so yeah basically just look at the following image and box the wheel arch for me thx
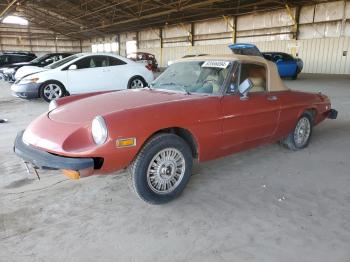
[298,107,317,124]
[38,79,67,97]
[140,127,199,159]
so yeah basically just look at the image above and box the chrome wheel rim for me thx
[294,117,311,147]
[147,148,186,194]
[43,84,62,101]
[130,79,144,89]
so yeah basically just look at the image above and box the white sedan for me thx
[11,53,154,102]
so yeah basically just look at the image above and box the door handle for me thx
[267,95,278,101]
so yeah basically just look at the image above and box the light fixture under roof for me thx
[2,15,28,26]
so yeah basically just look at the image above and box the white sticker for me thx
[202,61,230,68]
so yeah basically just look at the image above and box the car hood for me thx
[49,89,197,124]
[15,66,48,80]
[6,62,31,68]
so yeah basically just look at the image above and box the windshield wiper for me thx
[158,82,191,95]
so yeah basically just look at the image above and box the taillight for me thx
[145,64,152,71]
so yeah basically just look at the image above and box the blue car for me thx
[262,52,303,80]
[228,44,303,79]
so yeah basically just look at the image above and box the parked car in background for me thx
[127,52,158,71]
[263,52,303,79]
[2,52,73,82]
[11,53,154,102]
[228,43,263,57]
[14,54,337,204]
[0,52,36,81]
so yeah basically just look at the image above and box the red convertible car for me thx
[14,54,337,204]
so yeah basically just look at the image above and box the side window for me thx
[273,54,283,62]
[96,56,110,67]
[240,63,267,92]
[281,53,294,61]
[109,57,126,66]
[11,55,24,63]
[74,57,92,69]
[0,55,9,64]
[74,56,102,69]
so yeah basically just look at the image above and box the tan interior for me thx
[247,66,266,92]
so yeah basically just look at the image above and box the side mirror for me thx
[68,64,77,70]
[238,78,253,100]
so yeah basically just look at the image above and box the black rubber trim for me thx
[14,130,94,170]
[328,109,338,119]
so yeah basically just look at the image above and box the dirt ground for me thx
[0,75,350,262]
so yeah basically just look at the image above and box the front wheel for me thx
[280,112,313,151]
[40,81,66,102]
[129,133,193,204]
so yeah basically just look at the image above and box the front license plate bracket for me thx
[23,161,40,180]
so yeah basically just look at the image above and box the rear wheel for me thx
[280,112,313,150]
[128,76,146,89]
[40,81,66,102]
[129,133,193,204]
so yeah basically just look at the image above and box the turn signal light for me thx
[63,170,80,180]
[116,138,136,148]
[145,64,152,71]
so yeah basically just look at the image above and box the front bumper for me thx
[328,109,338,119]
[11,82,41,99]
[14,130,94,174]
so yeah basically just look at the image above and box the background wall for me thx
[0,24,82,56]
[137,1,350,74]
[101,0,348,74]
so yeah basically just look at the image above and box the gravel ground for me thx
[0,75,350,262]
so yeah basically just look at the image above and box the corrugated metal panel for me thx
[139,37,350,74]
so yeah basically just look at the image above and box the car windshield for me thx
[45,54,82,69]
[30,54,51,63]
[151,61,231,95]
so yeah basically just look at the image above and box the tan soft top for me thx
[178,54,288,92]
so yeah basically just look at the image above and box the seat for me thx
[250,77,265,92]
[248,67,266,92]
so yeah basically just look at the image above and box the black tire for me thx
[40,81,66,102]
[280,112,313,151]
[127,76,146,89]
[129,133,193,204]
[292,74,298,80]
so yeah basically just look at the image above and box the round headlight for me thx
[48,100,58,111]
[92,116,108,145]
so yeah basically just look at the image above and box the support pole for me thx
[223,16,236,44]
[159,28,163,67]
[117,33,120,55]
[190,22,195,46]
[136,31,139,49]
[79,39,82,53]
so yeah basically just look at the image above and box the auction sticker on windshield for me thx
[202,61,230,68]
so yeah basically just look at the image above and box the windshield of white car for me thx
[150,61,231,95]
[45,54,83,69]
